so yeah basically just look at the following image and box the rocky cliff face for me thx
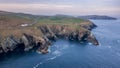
[0,11,99,55]
[39,24,98,45]
[0,22,98,55]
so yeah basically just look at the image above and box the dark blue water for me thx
[0,19,120,68]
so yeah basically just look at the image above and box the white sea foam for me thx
[48,48,51,53]
[36,51,42,54]
[39,62,43,64]
[33,52,61,68]
[88,42,102,46]
[33,62,43,68]
[50,56,57,60]
[33,42,68,68]
[60,44,68,50]
[107,46,112,48]
[36,47,51,54]
[33,63,40,68]
[52,50,61,55]
[88,43,92,45]
[33,61,45,68]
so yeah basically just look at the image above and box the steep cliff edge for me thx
[0,11,99,55]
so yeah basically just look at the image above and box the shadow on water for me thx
[0,43,41,62]
[0,39,89,62]
[0,43,23,61]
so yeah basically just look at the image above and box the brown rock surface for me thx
[0,11,99,55]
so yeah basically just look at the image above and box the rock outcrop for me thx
[0,34,51,54]
[39,24,98,45]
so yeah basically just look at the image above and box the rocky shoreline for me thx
[0,11,99,56]
[0,22,98,55]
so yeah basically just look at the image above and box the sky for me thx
[0,0,120,16]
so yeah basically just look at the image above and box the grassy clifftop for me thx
[0,11,93,38]
[0,11,98,54]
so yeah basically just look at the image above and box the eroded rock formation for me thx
[0,23,99,55]
[0,11,99,55]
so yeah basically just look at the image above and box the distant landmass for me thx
[78,15,117,20]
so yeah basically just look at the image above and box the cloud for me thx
[0,4,74,15]
[0,1,119,16]
[0,4,73,9]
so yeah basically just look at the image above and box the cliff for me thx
[0,11,99,55]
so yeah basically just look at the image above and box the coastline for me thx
[0,11,99,56]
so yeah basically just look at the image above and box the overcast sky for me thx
[0,0,119,16]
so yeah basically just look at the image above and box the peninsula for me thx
[0,11,99,55]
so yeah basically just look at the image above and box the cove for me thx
[0,19,120,68]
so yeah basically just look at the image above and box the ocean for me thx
[0,19,120,68]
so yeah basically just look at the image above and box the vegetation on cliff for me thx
[0,11,99,55]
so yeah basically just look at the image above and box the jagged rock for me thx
[35,36,51,54]
[87,33,99,45]
[37,45,49,54]
[21,33,36,51]
[1,35,20,53]
[39,25,57,41]
[39,25,99,45]
[0,45,3,53]
[21,33,51,54]
[0,37,3,53]
[0,22,99,55]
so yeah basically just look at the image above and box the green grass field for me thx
[0,11,91,38]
